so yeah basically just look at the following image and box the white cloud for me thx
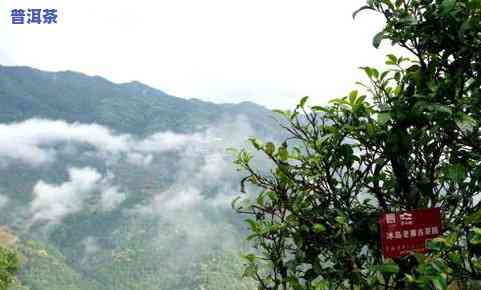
[0,116,261,245]
[137,132,201,153]
[30,167,125,225]
[0,119,131,165]
[0,194,8,208]
[31,167,101,224]
[100,186,126,211]
[153,187,202,212]
[134,116,256,219]
[0,116,263,268]
[0,119,202,166]
[126,152,153,167]
[200,152,227,181]
[0,117,258,168]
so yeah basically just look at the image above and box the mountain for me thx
[0,65,279,290]
[0,65,275,135]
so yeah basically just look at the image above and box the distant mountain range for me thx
[0,65,279,290]
[0,65,276,135]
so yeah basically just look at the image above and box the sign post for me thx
[379,208,442,258]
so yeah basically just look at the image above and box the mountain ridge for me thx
[0,64,275,136]
[0,64,272,290]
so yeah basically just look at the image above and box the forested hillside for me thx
[0,65,276,289]
[0,65,274,135]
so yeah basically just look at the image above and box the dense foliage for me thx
[234,0,481,289]
[0,247,19,290]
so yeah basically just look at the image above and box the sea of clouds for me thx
[0,116,261,237]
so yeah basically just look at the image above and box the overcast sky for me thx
[0,0,403,109]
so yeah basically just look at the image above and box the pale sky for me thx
[0,0,403,109]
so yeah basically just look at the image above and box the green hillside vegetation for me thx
[0,66,274,135]
[16,240,103,290]
[0,228,20,290]
[0,66,270,289]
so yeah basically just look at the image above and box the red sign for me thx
[379,208,442,258]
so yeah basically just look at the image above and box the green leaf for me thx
[400,15,417,25]
[265,142,275,155]
[464,209,481,224]
[394,71,401,81]
[470,227,481,244]
[467,0,481,8]
[278,146,289,161]
[380,71,389,80]
[245,218,260,233]
[373,30,385,48]
[313,279,330,290]
[311,106,329,113]
[431,104,452,115]
[273,109,289,118]
[432,260,449,273]
[405,273,416,283]
[378,261,400,274]
[299,96,309,108]
[242,263,256,278]
[432,274,448,290]
[427,238,449,251]
[335,216,347,225]
[360,66,379,79]
[458,19,472,41]
[445,163,465,183]
[360,67,372,78]
[440,0,456,16]
[386,54,397,65]
[455,114,477,133]
[250,137,264,150]
[243,253,257,263]
[313,224,326,233]
[377,112,391,125]
[349,90,358,98]
[256,192,265,206]
[366,123,377,136]
[267,191,277,201]
[318,133,334,144]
